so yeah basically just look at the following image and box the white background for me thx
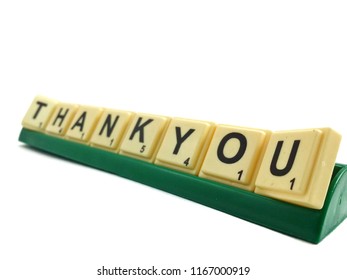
[1,1,347,279]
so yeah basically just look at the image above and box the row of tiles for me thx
[22,96,341,209]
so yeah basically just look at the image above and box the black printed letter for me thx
[173,127,195,154]
[217,132,247,164]
[52,108,70,127]
[129,117,154,143]
[33,101,48,119]
[99,114,119,137]
[270,140,300,176]
[71,111,87,132]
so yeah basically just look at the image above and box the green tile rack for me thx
[19,128,347,244]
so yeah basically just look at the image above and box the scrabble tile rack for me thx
[19,128,347,244]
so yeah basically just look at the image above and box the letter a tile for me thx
[255,128,341,209]
[65,106,103,142]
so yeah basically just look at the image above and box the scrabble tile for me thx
[22,96,57,131]
[65,106,103,142]
[199,125,271,191]
[90,109,134,151]
[45,103,79,136]
[119,113,170,162]
[155,118,215,174]
[255,128,341,209]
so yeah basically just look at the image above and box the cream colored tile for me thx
[22,96,58,131]
[155,118,215,174]
[45,103,78,136]
[90,109,134,151]
[199,125,271,191]
[119,113,170,162]
[65,106,103,142]
[255,128,341,209]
